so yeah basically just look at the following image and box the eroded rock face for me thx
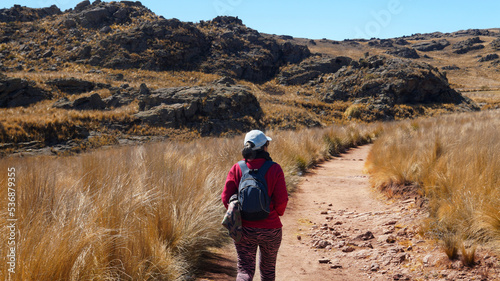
[197,17,311,82]
[94,18,210,70]
[0,74,51,107]
[277,55,352,85]
[322,55,477,109]
[135,84,262,134]
[2,2,311,83]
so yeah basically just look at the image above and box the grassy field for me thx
[366,110,500,263]
[0,123,379,280]
[463,90,500,110]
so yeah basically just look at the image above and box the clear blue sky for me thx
[2,0,499,40]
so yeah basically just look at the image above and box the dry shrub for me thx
[0,124,380,280]
[366,110,500,258]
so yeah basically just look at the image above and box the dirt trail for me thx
[275,145,385,280]
[198,145,499,281]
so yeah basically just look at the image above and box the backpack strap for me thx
[257,160,275,178]
[238,160,249,175]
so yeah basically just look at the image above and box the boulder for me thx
[386,47,420,59]
[53,93,106,110]
[412,39,450,52]
[135,85,262,133]
[69,45,92,61]
[73,93,106,110]
[74,0,91,12]
[46,78,95,94]
[0,75,51,107]
[322,55,478,111]
[80,7,110,28]
[277,55,352,85]
[103,92,134,108]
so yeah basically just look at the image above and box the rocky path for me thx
[198,145,499,281]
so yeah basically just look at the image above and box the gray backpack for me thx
[237,160,275,221]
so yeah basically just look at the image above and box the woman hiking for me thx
[221,130,289,281]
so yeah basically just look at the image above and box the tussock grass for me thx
[366,110,500,258]
[463,90,500,110]
[0,101,137,144]
[0,124,380,280]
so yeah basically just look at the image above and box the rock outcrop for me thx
[367,39,394,48]
[55,2,312,82]
[197,17,310,82]
[452,37,485,54]
[386,47,420,59]
[0,4,61,22]
[46,78,99,94]
[322,56,477,109]
[53,93,106,110]
[490,38,500,51]
[135,85,262,134]
[66,0,153,29]
[411,39,450,52]
[277,55,352,85]
[478,53,499,62]
[0,74,51,107]
[94,18,210,71]
[452,29,494,37]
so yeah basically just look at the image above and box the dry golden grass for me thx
[0,123,380,280]
[0,100,137,144]
[366,110,500,258]
[463,90,500,110]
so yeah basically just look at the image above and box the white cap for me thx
[244,130,272,150]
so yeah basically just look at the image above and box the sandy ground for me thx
[197,145,500,281]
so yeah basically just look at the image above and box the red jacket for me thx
[221,158,288,229]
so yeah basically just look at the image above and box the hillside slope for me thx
[285,28,500,91]
[0,1,489,155]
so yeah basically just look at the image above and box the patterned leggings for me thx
[235,227,282,281]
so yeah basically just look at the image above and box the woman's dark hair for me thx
[242,141,256,162]
[242,141,269,162]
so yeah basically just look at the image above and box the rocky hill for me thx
[284,28,500,91]
[0,0,492,155]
